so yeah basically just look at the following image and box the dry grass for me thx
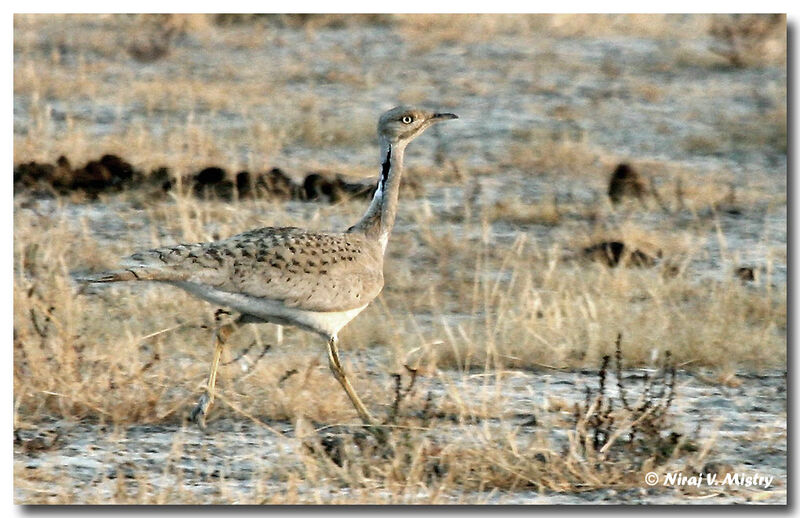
[13,187,785,428]
[708,14,786,68]
[384,232,783,373]
[292,352,705,501]
[13,173,785,502]
[395,14,713,43]
[505,132,607,178]
[12,336,721,504]
[481,196,563,226]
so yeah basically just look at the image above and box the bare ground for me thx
[14,356,786,504]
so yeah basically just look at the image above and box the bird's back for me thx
[94,226,385,313]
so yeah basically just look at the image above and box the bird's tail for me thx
[75,268,156,283]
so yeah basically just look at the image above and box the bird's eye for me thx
[401,115,414,124]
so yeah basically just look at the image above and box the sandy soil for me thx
[14,358,786,504]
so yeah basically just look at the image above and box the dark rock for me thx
[13,154,388,205]
[127,26,175,63]
[583,240,661,267]
[338,175,376,199]
[71,160,113,192]
[735,266,756,282]
[302,172,376,203]
[149,166,172,191]
[100,154,135,183]
[193,167,233,199]
[235,171,252,197]
[303,173,344,203]
[53,154,139,195]
[253,168,298,199]
[14,161,55,191]
[51,155,73,188]
[608,163,647,204]
[194,166,227,186]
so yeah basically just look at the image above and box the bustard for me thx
[83,106,458,430]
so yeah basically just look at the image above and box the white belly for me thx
[169,281,368,338]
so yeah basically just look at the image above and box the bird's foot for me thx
[189,392,212,431]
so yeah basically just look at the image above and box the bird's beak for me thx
[432,112,458,121]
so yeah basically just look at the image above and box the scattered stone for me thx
[14,154,140,197]
[735,266,757,283]
[52,155,73,187]
[192,166,234,199]
[194,166,226,186]
[235,171,253,197]
[583,240,662,267]
[14,160,56,191]
[127,26,175,63]
[149,166,173,191]
[660,262,682,279]
[13,155,392,204]
[303,173,344,202]
[71,154,139,193]
[255,168,299,199]
[608,163,647,204]
[14,429,61,454]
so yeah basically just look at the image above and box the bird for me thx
[81,106,458,432]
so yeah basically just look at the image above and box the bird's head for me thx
[377,106,458,146]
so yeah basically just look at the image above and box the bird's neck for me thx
[349,138,405,253]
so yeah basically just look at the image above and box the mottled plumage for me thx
[111,227,383,312]
[82,106,458,430]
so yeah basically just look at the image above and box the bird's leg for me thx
[190,322,236,430]
[326,337,376,426]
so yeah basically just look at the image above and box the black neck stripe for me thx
[380,147,392,189]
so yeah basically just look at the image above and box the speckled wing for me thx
[121,227,385,312]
